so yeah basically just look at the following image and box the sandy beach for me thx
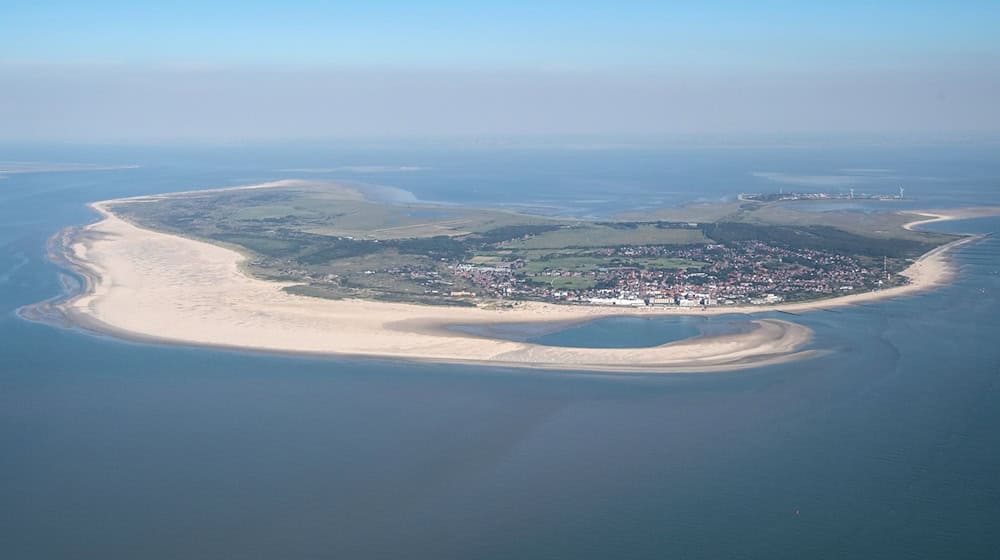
[39,193,994,373]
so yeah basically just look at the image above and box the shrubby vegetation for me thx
[700,222,938,259]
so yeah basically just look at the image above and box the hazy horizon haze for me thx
[2,1,999,141]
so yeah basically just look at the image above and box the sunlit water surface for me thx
[2,143,999,559]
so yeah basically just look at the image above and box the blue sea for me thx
[2,141,999,559]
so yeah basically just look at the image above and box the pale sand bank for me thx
[902,207,1000,231]
[44,192,994,373]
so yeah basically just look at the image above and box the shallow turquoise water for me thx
[452,315,739,348]
[2,144,999,559]
[531,316,750,348]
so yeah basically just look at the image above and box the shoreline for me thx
[20,189,997,373]
[901,207,1000,232]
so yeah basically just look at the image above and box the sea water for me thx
[1,142,999,559]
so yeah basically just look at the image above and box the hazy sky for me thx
[2,0,998,141]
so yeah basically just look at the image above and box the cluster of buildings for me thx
[740,188,905,202]
[450,241,886,306]
[266,237,889,307]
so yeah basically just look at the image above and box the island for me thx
[27,179,993,373]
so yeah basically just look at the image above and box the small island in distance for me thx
[34,179,993,373]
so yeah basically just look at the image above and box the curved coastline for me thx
[21,191,995,373]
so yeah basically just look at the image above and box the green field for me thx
[502,224,708,249]
[518,254,705,273]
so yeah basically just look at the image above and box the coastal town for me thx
[451,241,891,306]
[277,238,896,308]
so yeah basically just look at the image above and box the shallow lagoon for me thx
[455,315,752,348]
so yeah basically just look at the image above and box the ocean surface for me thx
[2,142,999,559]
